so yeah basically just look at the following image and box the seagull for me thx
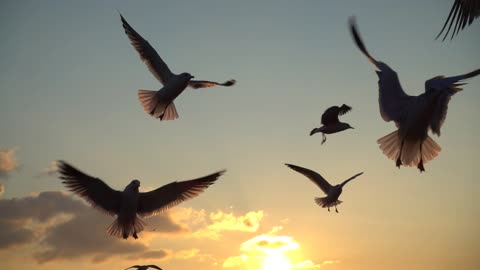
[285,163,363,213]
[57,160,225,239]
[349,17,480,172]
[436,0,480,41]
[310,104,354,144]
[125,265,162,270]
[120,14,236,120]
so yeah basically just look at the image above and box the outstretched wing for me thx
[349,17,414,124]
[137,170,225,217]
[426,69,480,135]
[188,79,236,89]
[120,14,174,85]
[340,172,364,187]
[285,163,331,194]
[436,0,480,41]
[57,161,122,216]
[125,266,140,270]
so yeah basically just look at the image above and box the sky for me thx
[1,0,479,270]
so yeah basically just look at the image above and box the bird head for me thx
[181,72,195,80]
[125,179,140,191]
[340,123,354,130]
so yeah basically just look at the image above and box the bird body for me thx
[310,104,353,144]
[285,163,363,213]
[120,14,235,121]
[57,161,225,239]
[349,17,480,171]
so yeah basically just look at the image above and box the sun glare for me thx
[263,252,292,270]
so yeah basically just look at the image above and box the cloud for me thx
[223,226,339,269]
[127,249,171,260]
[170,208,263,239]
[0,147,18,178]
[0,191,187,264]
[37,161,59,177]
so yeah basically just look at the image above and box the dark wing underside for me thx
[436,0,480,41]
[57,161,122,216]
[137,170,225,217]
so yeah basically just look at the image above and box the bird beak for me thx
[350,127,355,129]
[191,75,195,79]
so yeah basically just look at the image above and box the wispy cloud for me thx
[0,147,19,179]
[37,161,59,177]
[170,207,263,239]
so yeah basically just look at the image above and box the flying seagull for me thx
[349,17,480,172]
[57,161,225,239]
[120,14,236,120]
[310,104,354,144]
[125,265,162,270]
[285,163,363,213]
[436,0,480,41]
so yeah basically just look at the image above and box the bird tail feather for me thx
[107,216,146,239]
[138,90,178,120]
[377,130,441,167]
[314,197,342,208]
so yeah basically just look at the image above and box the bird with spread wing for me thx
[349,17,480,172]
[310,104,354,144]
[285,164,363,213]
[125,265,162,270]
[436,0,480,41]
[120,14,236,121]
[57,160,225,239]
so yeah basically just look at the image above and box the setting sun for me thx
[263,252,292,270]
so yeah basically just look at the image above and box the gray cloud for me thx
[127,249,171,260]
[0,191,187,264]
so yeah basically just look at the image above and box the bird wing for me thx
[125,266,140,270]
[147,265,163,270]
[120,14,174,85]
[188,79,236,89]
[285,164,331,194]
[321,104,352,125]
[340,172,364,187]
[436,0,480,41]
[349,17,414,124]
[321,106,340,125]
[57,161,122,216]
[137,170,225,217]
[425,69,480,136]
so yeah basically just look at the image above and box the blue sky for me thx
[1,1,479,270]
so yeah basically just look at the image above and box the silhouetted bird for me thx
[125,265,162,270]
[310,104,354,144]
[57,161,225,239]
[436,0,480,41]
[349,17,480,172]
[285,163,363,213]
[120,14,235,120]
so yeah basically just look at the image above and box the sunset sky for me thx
[1,1,479,270]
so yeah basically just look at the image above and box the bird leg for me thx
[133,231,138,239]
[417,142,425,172]
[321,133,327,145]
[396,140,404,168]
[328,207,330,212]
[335,206,339,213]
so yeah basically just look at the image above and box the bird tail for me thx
[138,90,178,120]
[377,130,441,167]
[107,216,146,239]
[314,197,342,208]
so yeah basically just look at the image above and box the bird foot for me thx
[335,208,339,213]
[417,160,425,172]
[133,232,138,239]
[321,134,326,145]
[328,208,330,212]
